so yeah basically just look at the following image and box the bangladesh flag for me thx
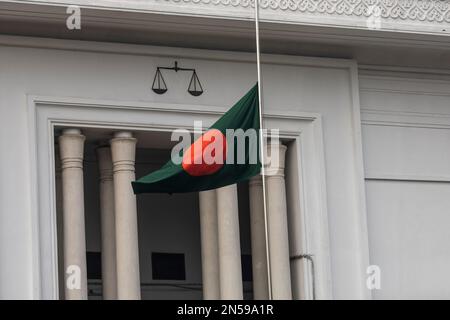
[132,84,261,194]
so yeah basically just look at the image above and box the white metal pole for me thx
[254,0,273,300]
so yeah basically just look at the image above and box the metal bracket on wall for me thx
[152,61,204,96]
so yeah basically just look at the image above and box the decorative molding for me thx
[360,87,450,97]
[365,173,450,182]
[164,0,450,23]
[361,108,450,128]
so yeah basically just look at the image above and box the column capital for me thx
[114,131,133,139]
[264,142,287,177]
[59,128,85,170]
[110,132,137,174]
[62,128,82,135]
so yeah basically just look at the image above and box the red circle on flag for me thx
[182,129,227,176]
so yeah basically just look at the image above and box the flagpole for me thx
[254,0,273,300]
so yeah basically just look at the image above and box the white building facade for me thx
[0,0,450,300]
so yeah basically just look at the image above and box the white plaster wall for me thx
[0,36,368,299]
[360,73,450,299]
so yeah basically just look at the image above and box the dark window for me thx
[241,254,253,282]
[152,252,186,281]
[86,252,102,280]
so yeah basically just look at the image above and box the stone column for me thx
[59,128,87,300]
[265,142,292,299]
[248,176,269,300]
[110,131,141,300]
[199,190,220,300]
[97,146,117,300]
[216,184,243,300]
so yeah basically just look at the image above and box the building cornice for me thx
[1,1,450,70]
[163,0,450,23]
[2,0,449,36]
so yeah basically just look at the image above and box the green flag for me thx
[132,84,261,194]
